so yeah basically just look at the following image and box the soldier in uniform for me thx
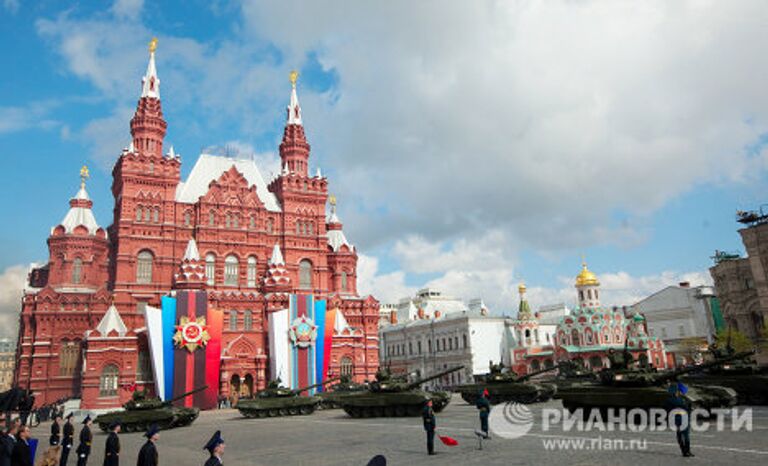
[476,389,491,439]
[60,413,74,466]
[50,414,62,446]
[202,431,225,466]
[103,421,121,466]
[421,400,436,455]
[76,415,93,466]
[136,425,159,466]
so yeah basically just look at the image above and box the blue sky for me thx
[1,1,768,331]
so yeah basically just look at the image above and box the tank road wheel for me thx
[395,406,407,417]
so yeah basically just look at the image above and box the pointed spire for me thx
[141,37,160,99]
[96,302,128,338]
[269,244,285,266]
[287,70,302,125]
[183,238,200,261]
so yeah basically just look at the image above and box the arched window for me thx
[99,364,119,397]
[299,260,312,289]
[135,206,142,222]
[72,258,82,284]
[59,340,80,376]
[341,356,353,377]
[244,310,253,331]
[224,255,239,286]
[209,210,215,226]
[205,253,215,286]
[136,250,153,284]
[340,271,348,291]
[229,310,238,331]
[571,329,580,346]
[247,256,257,287]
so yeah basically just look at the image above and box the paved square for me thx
[32,397,768,465]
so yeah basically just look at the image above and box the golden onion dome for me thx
[575,261,600,287]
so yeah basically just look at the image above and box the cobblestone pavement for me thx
[29,396,768,465]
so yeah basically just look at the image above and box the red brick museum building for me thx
[14,44,380,409]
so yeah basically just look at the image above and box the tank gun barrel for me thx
[655,350,756,384]
[290,376,341,395]
[518,362,565,382]
[165,385,208,406]
[406,365,464,390]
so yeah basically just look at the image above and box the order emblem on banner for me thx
[173,316,211,352]
[289,315,317,348]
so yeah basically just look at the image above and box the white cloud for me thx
[0,264,30,339]
[111,0,143,20]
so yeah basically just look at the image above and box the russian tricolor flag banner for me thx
[145,291,222,409]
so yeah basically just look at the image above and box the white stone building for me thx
[631,283,721,364]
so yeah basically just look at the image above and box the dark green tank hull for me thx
[458,381,557,405]
[95,406,199,433]
[339,390,451,418]
[681,373,768,405]
[236,396,321,418]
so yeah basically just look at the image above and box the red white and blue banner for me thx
[268,295,329,394]
[144,291,222,409]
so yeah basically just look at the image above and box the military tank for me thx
[457,362,563,405]
[338,366,464,418]
[95,386,206,433]
[682,347,767,405]
[236,377,339,418]
[559,351,753,417]
[316,375,367,409]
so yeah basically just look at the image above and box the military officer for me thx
[422,400,436,455]
[136,425,159,466]
[203,430,225,466]
[103,421,121,466]
[60,413,75,466]
[76,415,93,466]
[50,414,62,446]
[476,389,491,439]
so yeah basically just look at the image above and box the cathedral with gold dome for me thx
[507,260,673,374]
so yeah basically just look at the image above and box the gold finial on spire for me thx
[80,165,90,188]
[329,194,337,206]
[289,70,299,87]
[149,37,158,54]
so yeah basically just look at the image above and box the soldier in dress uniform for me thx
[136,425,159,466]
[60,413,74,466]
[202,430,225,466]
[475,389,491,439]
[50,414,62,446]
[76,415,93,466]
[103,421,121,466]
[421,400,436,455]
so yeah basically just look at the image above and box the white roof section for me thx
[287,83,302,125]
[141,51,160,99]
[269,244,285,266]
[55,186,101,235]
[96,304,128,338]
[327,229,352,252]
[175,154,281,212]
[183,238,200,261]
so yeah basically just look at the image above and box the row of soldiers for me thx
[46,415,224,466]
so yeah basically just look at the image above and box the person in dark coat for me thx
[421,400,436,455]
[1,419,20,466]
[10,425,32,466]
[76,416,93,466]
[50,415,62,446]
[60,414,74,466]
[665,382,694,457]
[136,425,159,466]
[202,430,224,466]
[475,389,491,439]
[103,421,121,466]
